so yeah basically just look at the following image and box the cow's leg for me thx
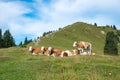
[78,48,84,55]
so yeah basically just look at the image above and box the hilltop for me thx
[29,22,119,54]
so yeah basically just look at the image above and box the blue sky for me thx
[0,0,120,45]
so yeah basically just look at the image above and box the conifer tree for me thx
[94,23,97,26]
[104,31,118,55]
[23,37,28,46]
[113,25,117,30]
[0,29,2,48]
[3,30,16,48]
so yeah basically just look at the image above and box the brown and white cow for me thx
[73,41,92,55]
[28,46,46,55]
[44,47,67,57]
[61,50,78,57]
[61,49,89,57]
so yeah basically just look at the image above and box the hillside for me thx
[0,22,120,80]
[29,22,119,54]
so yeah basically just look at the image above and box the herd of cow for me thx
[28,41,95,57]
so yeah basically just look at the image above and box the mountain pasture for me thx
[0,47,120,80]
[0,22,120,80]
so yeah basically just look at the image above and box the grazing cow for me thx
[28,46,45,55]
[73,41,92,55]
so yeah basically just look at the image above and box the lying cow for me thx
[73,41,92,55]
[28,46,46,55]
[44,47,68,57]
[61,49,87,57]
[61,50,78,57]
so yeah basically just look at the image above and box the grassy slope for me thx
[0,47,120,80]
[29,22,118,54]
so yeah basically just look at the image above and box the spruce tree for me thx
[113,25,117,30]
[0,29,2,48]
[3,30,16,48]
[23,37,28,46]
[94,23,97,27]
[104,31,118,55]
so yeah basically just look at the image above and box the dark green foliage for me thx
[0,29,2,48]
[2,30,16,48]
[94,23,97,26]
[23,37,32,46]
[42,31,53,37]
[106,25,110,28]
[117,30,120,36]
[104,31,118,55]
[24,37,28,45]
[113,25,117,30]
[116,30,120,43]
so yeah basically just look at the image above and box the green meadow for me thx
[0,22,120,80]
[0,47,120,80]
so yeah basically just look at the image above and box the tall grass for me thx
[0,47,120,80]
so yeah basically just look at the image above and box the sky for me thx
[0,0,120,45]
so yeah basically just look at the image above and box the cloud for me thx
[0,0,120,44]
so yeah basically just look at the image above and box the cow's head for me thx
[28,46,33,52]
[44,47,53,56]
[73,41,78,47]
[41,46,45,54]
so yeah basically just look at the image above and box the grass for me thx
[0,22,120,80]
[0,47,120,80]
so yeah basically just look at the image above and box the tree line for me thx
[0,29,32,48]
[0,29,16,48]
[18,37,32,47]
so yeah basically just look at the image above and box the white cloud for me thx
[0,0,120,44]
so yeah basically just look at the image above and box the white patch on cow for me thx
[60,51,65,57]
[32,52,36,55]
[48,47,52,55]
[41,46,45,54]
[65,50,72,56]
[80,52,87,55]
[81,41,88,49]
[51,53,55,57]
[29,46,33,52]
[73,41,77,47]
[41,46,45,51]
[48,47,52,51]
[73,50,77,55]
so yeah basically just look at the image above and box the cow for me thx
[44,47,67,57]
[28,46,46,55]
[61,50,78,57]
[61,49,87,57]
[73,41,92,55]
